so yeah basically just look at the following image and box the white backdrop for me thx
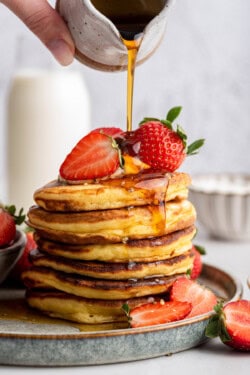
[0,0,250,203]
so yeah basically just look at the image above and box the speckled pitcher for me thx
[56,0,175,71]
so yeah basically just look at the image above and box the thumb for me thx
[2,0,75,66]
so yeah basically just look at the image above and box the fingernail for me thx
[47,39,74,66]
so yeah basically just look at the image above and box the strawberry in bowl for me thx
[0,205,27,284]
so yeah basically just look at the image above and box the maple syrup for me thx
[0,294,127,332]
[90,0,167,41]
[123,37,142,132]
[90,1,168,130]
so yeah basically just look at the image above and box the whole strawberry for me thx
[0,205,25,247]
[190,244,206,280]
[131,107,204,172]
[206,300,250,351]
[10,231,37,281]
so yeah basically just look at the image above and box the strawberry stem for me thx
[111,137,124,169]
[5,205,26,225]
[205,302,231,342]
[122,303,132,324]
[193,244,206,255]
[176,125,187,148]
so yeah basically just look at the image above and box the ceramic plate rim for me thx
[0,263,243,340]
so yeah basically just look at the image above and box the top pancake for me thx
[34,171,191,212]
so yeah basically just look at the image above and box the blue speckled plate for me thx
[0,264,242,366]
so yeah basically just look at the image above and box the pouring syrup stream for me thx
[90,0,167,131]
[122,37,143,131]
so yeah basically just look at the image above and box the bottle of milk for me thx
[6,36,91,213]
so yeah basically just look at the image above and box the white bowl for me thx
[0,229,27,284]
[189,173,250,241]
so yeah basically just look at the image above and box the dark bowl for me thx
[0,230,27,284]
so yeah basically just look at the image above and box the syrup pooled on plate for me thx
[0,292,127,332]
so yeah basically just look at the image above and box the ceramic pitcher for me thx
[56,0,175,71]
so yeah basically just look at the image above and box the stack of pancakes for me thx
[22,171,197,325]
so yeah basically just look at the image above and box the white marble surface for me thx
[0,233,249,374]
[1,0,250,203]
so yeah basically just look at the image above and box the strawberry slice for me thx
[124,300,192,328]
[170,277,217,318]
[90,127,123,138]
[59,131,122,180]
[206,300,250,351]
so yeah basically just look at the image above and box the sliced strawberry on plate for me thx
[123,300,192,328]
[206,300,250,351]
[59,131,122,181]
[170,277,217,318]
[190,244,206,280]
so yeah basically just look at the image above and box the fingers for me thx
[2,0,75,66]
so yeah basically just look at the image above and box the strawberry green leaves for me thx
[5,205,26,225]
[206,300,250,351]
[166,106,182,124]
[187,139,205,156]
[205,302,231,343]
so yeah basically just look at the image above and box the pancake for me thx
[27,199,196,244]
[30,249,194,280]
[26,290,163,324]
[22,267,184,300]
[35,225,196,263]
[34,171,191,212]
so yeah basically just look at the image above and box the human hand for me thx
[1,0,75,66]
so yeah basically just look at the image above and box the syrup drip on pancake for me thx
[59,170,170,238]
[132,171,169,237]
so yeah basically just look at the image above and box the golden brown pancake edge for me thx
[34,171,191,211]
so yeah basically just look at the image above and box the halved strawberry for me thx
[123,300,192,328]
[170,277,217,318]
[90,127,123,138]
[59,131,122,180]
[206,300,250,351]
